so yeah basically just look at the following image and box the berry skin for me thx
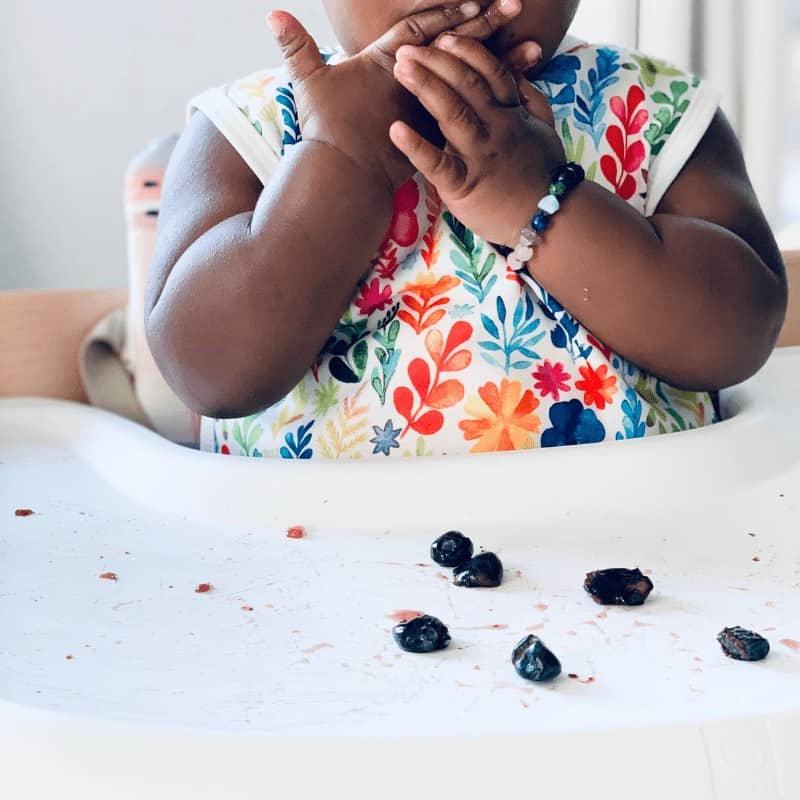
[393,615,451,654]
[584,568,654,606]
[717,627,770,662]
[431,531,474,567]
[453,553,503,588]
[512,635,562,682]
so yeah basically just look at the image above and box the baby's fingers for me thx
[504,40,544,74]
[389,121,467,195]
[266,10,325,85]
[369,1,482,68]
[446,0,523,41]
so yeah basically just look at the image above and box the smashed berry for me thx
[431,531,473,567]
[584,568,654,606]
[453,553,503,588]
[393,615,451,654]
[717,627,770,662]
[512,635,561,682]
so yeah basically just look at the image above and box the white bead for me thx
[507,253,525,272]
[514,244,534,262]
[538,195,560,215]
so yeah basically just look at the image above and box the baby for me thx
[144,0,787,458]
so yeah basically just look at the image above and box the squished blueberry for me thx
[584,568,654,606]
[512,635,561,682]
[453,552,503,588]
[717,627,770,662]
[393,615,451,654]
[431,531,474,567]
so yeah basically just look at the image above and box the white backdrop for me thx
[0,0,791,290]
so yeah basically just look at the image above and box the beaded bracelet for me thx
[505,162,585,272]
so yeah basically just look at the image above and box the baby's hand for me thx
[267,1,523,193]
[390,35,567,248]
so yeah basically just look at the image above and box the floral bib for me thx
[186,36,722,459]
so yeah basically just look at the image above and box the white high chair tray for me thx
[1,349,799,800]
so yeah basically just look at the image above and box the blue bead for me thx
[532,213,550,232]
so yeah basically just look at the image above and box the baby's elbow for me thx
[144,304,285,420]
[739,269,789,382]
[700,281,787,391]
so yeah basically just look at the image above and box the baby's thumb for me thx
[517,77,555,129]
[267,10,325,84]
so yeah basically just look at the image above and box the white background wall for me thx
[1,1,796,290]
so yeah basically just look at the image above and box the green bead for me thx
[549,180,567,198]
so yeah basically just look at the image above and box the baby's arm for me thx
[143,112,393,418]
[390,36,786,391]
[524,110,787,390]
[144,2,519,419]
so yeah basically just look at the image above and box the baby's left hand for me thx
[391,35,566,250]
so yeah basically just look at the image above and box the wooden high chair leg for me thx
[0,289,128,403]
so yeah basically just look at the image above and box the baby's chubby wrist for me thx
[496,159,565,249]
[299,137,399,204]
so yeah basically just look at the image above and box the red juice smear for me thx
[386,610,424,622]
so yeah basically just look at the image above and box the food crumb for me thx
[241,606,254,612]
[752,556,761,562]
[15,509,35,517]
[780,639,800,652]
[287,526,307,539]
[195,583,214,594]
[66,655,73,660]
[566,674,595,684]
[99,572,118,582]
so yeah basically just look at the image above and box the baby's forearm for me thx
[147,141,393,418]
[523,181,786,390]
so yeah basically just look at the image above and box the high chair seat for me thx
[1,345,799,799]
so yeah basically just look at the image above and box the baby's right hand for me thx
[267,1,520,193]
